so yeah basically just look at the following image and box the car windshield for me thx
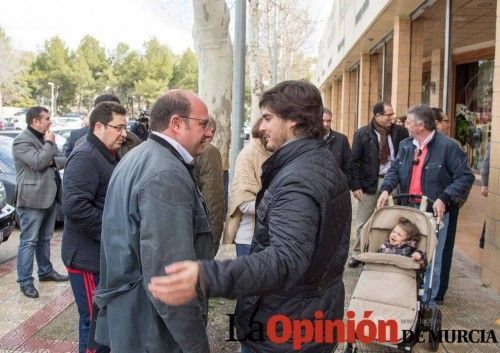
[0,137,14,165]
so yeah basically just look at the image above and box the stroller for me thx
[344,194,442,353]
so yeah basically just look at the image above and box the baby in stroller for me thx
[378,217,427,267]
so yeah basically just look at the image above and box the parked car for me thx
[0,180,16,243]
[0,118,16,130]
[0,135,65,223]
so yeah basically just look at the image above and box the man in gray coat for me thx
[94,90,214,353]
[13,106,68,299]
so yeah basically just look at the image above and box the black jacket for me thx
[381,131,474,209]
[201,138,351,352]
[351,122,408,194]
[64,126,89,157]
[325,129,352,187]
[61,133,119,273]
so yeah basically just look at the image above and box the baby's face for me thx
[389,225,408,246]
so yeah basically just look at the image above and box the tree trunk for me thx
[192,0,233,171]
[248,0,263,124]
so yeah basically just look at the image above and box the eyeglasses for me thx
[413,148,422,165]
[105,123,127,132]
[179,115,210,129]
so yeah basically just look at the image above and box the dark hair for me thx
[251,116,264,139]
[26,106,49,125]
[396,217,421,242]
[373,101,389,117]
[407,104,436,131]
[149,90,191,132]
[396,115,407,124]
[431,107,445,122]
[323,107,333,116]
[89,102,127,132]
[259,80,324,139]
[94,94,120,106]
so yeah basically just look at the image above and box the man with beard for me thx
[93,90,214,353]
[61,101,127,353]
[149,80,351,353]
[348,101,408,267]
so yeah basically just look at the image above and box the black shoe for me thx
[435,298,444,305]
[20,284,39,298]
[39,271,69,282]
[347,257,362,268]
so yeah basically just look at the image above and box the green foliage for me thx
[1,29,199,115]
[170,48,198,92]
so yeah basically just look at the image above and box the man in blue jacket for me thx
[61,101,127,353]
[377,104,474,306]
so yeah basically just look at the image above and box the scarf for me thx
[372,118,392,165]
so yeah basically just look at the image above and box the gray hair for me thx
[407,104,436,131]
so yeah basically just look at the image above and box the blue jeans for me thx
[236,244,251,257]
[16,202,57,285]
[422,212,450,306]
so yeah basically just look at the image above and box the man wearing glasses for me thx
[348,101,408,268]
[376,104,474,306]
[93,90,214,353]
[61,101,127,353]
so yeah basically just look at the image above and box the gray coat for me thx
[13,128,66,209]
[94,134,213,353]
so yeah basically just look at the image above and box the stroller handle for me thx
[390,193,436,205]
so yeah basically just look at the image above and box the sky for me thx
[0,0,332,55]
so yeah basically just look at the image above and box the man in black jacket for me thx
[149,80,351,353]
[323,107,352,185]
[61,101,127,353]
[348,101,408,267]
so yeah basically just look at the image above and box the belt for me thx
[378,174,385,178]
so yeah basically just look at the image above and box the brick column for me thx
[335,78,343,131]
[482,2,500,293]
[369,53,381,118]
[409,18,424,107]
[429,48,443,108]
[391,17,411,116]
[359,54,371,126]
[331,79,339,130]
[340,70,350,136]
[324,84,332,110]
[348,70,357,141]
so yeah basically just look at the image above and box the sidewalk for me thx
[0,187,498,352]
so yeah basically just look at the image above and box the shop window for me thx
[454,59,493,170]
[383,38,393,104]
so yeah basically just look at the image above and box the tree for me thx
[134,38,175,108]
[170,48,198,92]
[28,36,75,113]
[0,28,24,114]
[248,0,264,123]
[110,42,142,113]
[192,0,233,171]
[71,36,111,110]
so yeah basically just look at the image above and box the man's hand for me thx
[377,191,389,209]
[352,189,363,201]
[148,261,199,306]
[45,130,56,143]
[433,198,446,223]
[481,186,488,197]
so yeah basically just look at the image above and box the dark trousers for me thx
[436,206,459,300]
[68,269,109,353]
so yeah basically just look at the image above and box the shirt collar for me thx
[412,130,435,149]
[151,131,193,164]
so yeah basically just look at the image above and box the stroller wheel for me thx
[343,343,357,353]
[398,344,413,353]
[428,307,442,352]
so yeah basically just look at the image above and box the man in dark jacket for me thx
[61,101,127,353]
[323,107,352,186]
[377,104,474,306]
[348,101,408,267]
[149,80,351,353]
[94,90,214,353]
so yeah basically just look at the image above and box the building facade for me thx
[315,0,499,292]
